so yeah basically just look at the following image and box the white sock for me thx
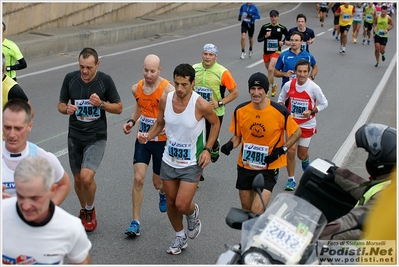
[176,230,185,238]
[85,204,94,210]
[288,176,295,182]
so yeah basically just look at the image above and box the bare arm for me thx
[230,135,242,149]
[310,64,318,78]
[274,68,293,78]
[221,87,239,106]
[388,16,395,31]
[51,171,71,206]
[196,96,221,168]
[285,127,301,149]
[122,84,142,135]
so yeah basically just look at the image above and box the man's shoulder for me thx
[2,38,18,47]
[192,62,203,69]
[97,71,114,80]
[277,23,288,30]
[65,70,80,79]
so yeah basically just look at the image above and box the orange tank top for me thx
[136,79,170,142]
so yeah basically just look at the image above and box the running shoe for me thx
[240,52,246,59]
[321,22,324,27]
[342,47,346,53]
[166,235,188,255]
[249,50,253,58]
[375,62,380,67]
[210,139,220,163]
[200,175,204,181]
[353,39,357,44]
[382,54,386,61]
[302,158,310,171]
[335,36,339,41]
[362,39,366,45]
[332,30,336,36]
[339,46,343,53]
[284,178,297,191]
[84,207,98,232]
[159,192,167,213]
[271,84,278,97]
[78,208,86,225]
[367,39,370,45]
[125,220,140,237]
[186,204,201,239]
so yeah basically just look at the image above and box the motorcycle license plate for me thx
[257,216,312,263]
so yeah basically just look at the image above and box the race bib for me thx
[167,141,192,164]
[267,39,279,51]
[75,99,100,122]
[378,29,386,36]
[343,14,350,21]
[301,42,307,51]
[242,143,269,169]
[195,86,213,101]
[290,98,308,119]
[138,115,158,141]
[366,14,373,20]
[243,12,251,22]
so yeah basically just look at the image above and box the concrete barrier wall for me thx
[2,2,234,35]
[4,2,284,59]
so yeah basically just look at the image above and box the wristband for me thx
[127,119,135,126]
[6,67,11,71]
[203,147,212,154]
[310,110,315,115]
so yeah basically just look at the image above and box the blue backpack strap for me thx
[28,142,38,156]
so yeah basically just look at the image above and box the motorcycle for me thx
[216,173,328,265]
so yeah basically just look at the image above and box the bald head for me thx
[144,54,161,69]
[143,54,162,85]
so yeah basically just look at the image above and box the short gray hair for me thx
[14,157,55,191]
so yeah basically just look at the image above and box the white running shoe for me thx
[249,50,253,58]
[186,204,201,239]
[166,235,188,255]
[240,52,246,59]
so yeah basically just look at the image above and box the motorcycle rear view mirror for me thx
[226,207,252,230]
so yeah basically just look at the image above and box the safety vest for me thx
[354,180,391,207]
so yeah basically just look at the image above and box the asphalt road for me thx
[14,3,397,265]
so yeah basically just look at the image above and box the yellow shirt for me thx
[338,4,355,26]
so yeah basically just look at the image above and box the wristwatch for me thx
[282,146,288,154]
[98,101,105,110]
[203,147,212,154]
[6,67,11,71]
[310,75,315,80]
[218,100,224,107]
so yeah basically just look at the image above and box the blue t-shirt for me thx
[285,27,315,52]
[275,49,317,87]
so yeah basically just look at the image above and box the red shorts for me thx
[301,127,317,138]
[263,52,280,63]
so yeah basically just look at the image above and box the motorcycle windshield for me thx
[241,193,327,265]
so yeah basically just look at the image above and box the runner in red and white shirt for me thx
[277,58,328,191]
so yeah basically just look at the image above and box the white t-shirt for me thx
[2,197,92,264]
[2,141,65,197]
